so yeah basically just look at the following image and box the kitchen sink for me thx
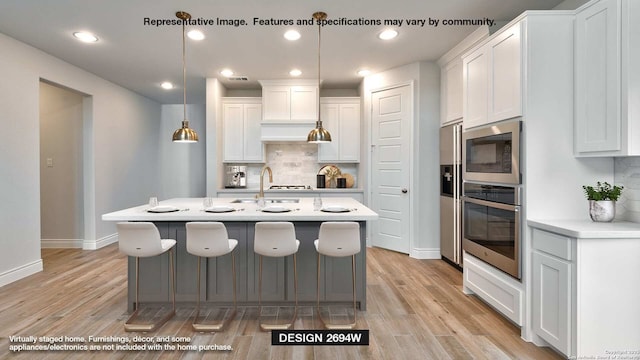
[230,198,300,204]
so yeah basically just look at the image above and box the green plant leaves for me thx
[582,181,624,201]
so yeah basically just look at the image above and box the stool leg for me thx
[317,254,357,330]
[258,254,297,331]
[316,253,321,314]
[193,252,237,332]
[125,251,176,332]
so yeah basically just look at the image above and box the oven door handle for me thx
[462,196,520,212]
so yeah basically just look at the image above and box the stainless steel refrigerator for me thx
[440,123,462,267]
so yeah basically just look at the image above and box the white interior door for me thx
[371,85,412,254]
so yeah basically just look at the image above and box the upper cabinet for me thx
[222,98,264,163]
[260,80,318,123]
[575,0,640,156]
[441,60,464,125]
[463,22,522,129]
[318,98,361,163]
[438,27,490,127]
[259,80,319,141]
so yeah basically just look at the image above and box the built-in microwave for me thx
[463,120,521,185]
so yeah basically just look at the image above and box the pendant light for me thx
[172,11,198,143]
[307,11,332,143]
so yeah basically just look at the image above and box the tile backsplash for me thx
[234,143,357,189]
[614,157,640,222]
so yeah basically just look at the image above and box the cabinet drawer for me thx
[532,229,572,260]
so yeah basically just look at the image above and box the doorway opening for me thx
[39,81,86,249]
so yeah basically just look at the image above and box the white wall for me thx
[362,62,441,259]
[39,82,84,246]
[160,104,206,199]
[0,32,161,286]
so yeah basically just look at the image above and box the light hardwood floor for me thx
[0,245,562,359]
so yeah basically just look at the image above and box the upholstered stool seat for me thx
[186,222,238,332]
[314,221,360,329]
[117,222,176,332]
[254,222,300,331]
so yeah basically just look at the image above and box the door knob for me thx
[401,188,408,194]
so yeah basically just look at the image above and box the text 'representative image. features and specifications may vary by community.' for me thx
[142,16,496,28]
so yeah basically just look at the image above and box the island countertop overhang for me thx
[102,197,378,222]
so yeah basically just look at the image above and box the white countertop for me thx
[528,219,640,238]
[216,188,364,193]
[102,197,378,222]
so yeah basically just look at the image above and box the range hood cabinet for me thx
[260,121,316,142]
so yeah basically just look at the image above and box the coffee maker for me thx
[225,166,247,188]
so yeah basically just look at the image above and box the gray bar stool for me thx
[254,222,300,331]
[186,222,238,332]
[314,221,361,329]
[117,222,176,332]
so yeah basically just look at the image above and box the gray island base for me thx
[101,198,378,312]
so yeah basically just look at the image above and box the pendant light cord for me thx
[182,18,187,123]
[317,16,321,126]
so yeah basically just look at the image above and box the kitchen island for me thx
[102,197,378,311]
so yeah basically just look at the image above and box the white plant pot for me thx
[588,200,616,222]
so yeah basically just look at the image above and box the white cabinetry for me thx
[438,27,489,127]
[222,98,264,163]
[318,98,360,163]
[463,22,522,129]
[260,80,318,122]
[259,80,318,141]
[531,229,573,356]
[530,224,640,358]
[441,60,464,125]
[575,0,640,156]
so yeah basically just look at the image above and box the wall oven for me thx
[463,120,521,185]
[462,182,521,279]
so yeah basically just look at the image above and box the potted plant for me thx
[582,181,623,222]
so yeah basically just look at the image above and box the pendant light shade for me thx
[307,11,331,143]
[172,11,198,143]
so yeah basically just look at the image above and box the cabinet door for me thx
[222,103,244,161]
[318,103,339,161]
[488,22,522,122]
[263,86,291,121]
[291,86,318,121]
[463,48,488,129]
[575,0,621,153]
[532,251,571,356]
[339,103,360,162]
[443,60,464,125]
[243,103,264,161]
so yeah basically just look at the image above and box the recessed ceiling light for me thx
[73,31,98,43]
[284,30,301,41]
[378,29,398,40]
[161,82,174,90]
[187,30,205,40]
[357,69,371,76]
[289,69,302,77]
[220,69,234,77]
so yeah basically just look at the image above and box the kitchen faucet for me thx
[258,165,273,198]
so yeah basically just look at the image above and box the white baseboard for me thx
[410,248,441,259]
[83,233,118,250]
[41,234,118,250]
[41,238,83,248]
[0,259,43,288]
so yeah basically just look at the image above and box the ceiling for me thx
[0,0,564,104]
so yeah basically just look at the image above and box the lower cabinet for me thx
[531,249,571,355]
[127,221,367,309]
[530,226,640,358]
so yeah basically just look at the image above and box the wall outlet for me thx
[46,158,53,167]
